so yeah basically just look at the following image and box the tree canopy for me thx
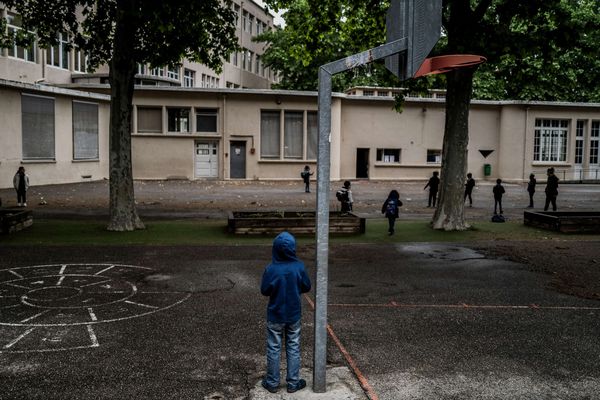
[260,0,600,102]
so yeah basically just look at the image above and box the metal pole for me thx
[313,66,332,393]
[312,37,408,393]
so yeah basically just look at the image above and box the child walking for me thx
[464,172,475,207]
[493,178,505,214]
[13,166,30,207]
[300,165,314,193]
[382,190,402,236]
[261,231,311,394]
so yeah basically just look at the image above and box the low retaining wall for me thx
[228,211,366,235]
[524,211,600,233]
[0,208,33,234]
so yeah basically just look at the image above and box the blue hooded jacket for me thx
[261,232,311,323]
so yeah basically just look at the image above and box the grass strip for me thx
[1,218,595,246]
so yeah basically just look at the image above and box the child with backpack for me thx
[300,165,314,193]
[381,190,402,235]
[336,180,353,214]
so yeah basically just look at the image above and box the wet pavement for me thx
[1,242,599,399]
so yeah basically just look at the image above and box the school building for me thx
[1,78,599,189]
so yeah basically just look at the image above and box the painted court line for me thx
[56,275,66,286]
[87,325,100,347]
[80,279,111,288]
[88,308,98,321]
[304,294,379,400]
[8,270,23,279]
[4,327,36,349]
[59,265,67,275]
[20,310,50,323]
[124,300,158,309]
[6,282,30,290]
[95,265,115,275]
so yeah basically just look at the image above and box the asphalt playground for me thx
[1,239,600,399]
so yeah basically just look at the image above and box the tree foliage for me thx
[260,0,600,102]
[0,0,237,231]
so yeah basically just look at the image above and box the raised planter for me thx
[228,211,366,235]
[0,208,34,234]
[524,211,600,233]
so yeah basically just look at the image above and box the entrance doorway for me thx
[356,148,369,178]
[195,141,218,178]
[230,141,246,179]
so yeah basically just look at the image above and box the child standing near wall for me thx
[493,178,505,215]
[300,165,314,193]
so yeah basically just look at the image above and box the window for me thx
[255,55,261,75]
[150,67,164,77]
[242,11,249,32]
[261,111,281,159]
[377,149,401,163]
[377,91,389,97]
[196,109,218,133]
[248,14,254,33]
[591,121,600,165]
[21,94,55,160]
[47,32,70,69]
[72,101,98,160]
[6,13,36,62]
[183,68,195,87]
[284,111,303,159]
[137,107,162,133]
[137,63,148,75]
[575,120,585,164]
[534,119,568,162]
[166,66,180,80]
[307,112,318,160]
[363,90,374,96]
[74,48,88,73]
[427,149,442,163]
[242,49,247,71]
[256,19,263,35]
[231,50,238,66]
[248,51,254,72]
[167,108,190,132]
[233,4,240,26]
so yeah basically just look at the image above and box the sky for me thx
[253,0,286,27]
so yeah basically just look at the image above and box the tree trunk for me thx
[431,68,474,231]
[107,0,144,231]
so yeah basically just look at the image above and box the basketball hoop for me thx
[414,54,486,77]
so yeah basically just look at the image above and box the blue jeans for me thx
[263,319,302,389]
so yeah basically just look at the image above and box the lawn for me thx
[0,218,592,246]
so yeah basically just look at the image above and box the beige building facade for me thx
[0,1,278,90]
[2,78,599,189]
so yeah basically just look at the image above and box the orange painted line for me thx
[303,294,379,400]
[327,302,600,311]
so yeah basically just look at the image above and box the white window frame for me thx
[6,13,36,62]
[427,149,442,164]
[183,68,195,87]
[533,119,569,163]
[47,32,70,69]
[376,148,401,163]
[167,66,180,80]
[591,121,599,165]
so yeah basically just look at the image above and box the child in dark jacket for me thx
[260,231,311,394]
[300,165,314,193]
[424,171,440,207]
[381,189,402,235]
[493,178,505,214]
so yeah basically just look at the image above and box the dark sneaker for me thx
[261,381,279,393]
[287,379,307,393]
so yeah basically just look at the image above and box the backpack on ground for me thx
[491,214,506,223]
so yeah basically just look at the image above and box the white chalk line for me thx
[8,270,23,279]
[20,310,50,323]
[59,265,67,275]
[328,302,600,311]
[56,275,65,286]
[80,279,112,288]
[87,325,99,347]
[5,282,30,290]
[94,265,115,275]
[124,300,159,309]
[88,308,98,321]
[4,327,36,349]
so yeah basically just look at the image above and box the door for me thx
[230,141,246,179]
[195,141,218,178]
[356,148,369,178]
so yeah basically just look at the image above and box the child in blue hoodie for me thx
[260,231,312,394]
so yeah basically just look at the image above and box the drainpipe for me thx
[523,106,529,181]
